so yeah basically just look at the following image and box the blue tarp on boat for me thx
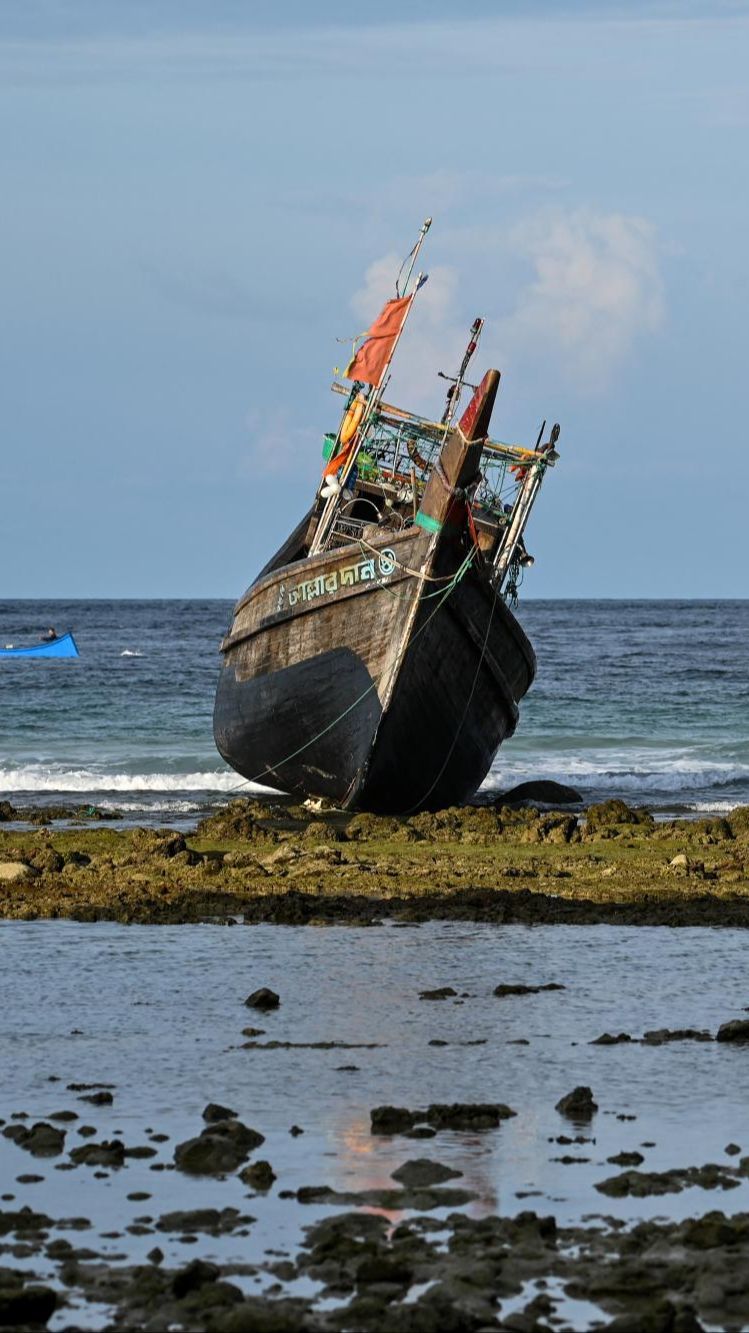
[0,632,80,659]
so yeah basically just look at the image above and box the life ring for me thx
[340,395,365,445]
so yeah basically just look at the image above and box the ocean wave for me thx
[684,801,741,814]
[119,650,144,657]
[483,749,749,797]
[0,765,273,796]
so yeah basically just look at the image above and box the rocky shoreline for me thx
[4,800,749,1331]
[3,1088,749,1330]
[1,796,748,926]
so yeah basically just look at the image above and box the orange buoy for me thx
[340,394,366,445]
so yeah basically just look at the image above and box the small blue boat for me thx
[0,632,80,659]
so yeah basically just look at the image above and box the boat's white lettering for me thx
[281,549,396,612]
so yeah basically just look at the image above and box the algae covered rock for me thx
[27,847,64,874]
[585,799,654,832]
[129,829,189,860]
[345,813,407,841]
[302,820,346,843]
[195,800,278,843]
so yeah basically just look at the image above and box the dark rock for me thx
[391,1159,462,1188]
[725,1143,741,1155]
[371,1102,514,1134]
[555,1086,598,1119]
[202,1103,237,1123]
[69,1140,125,1168]
[356,1254,413,1288]
[419,987,458,1000]
[0,1283,56,1326]
[642,1028,712,1045]
[67,1082,115,1092]
[244,987,280,1011]
[157,1207,250,1234]
[78,1090,113,1106]
[717,1019,749,1042]
[239,1160,276,1191]
[494,781,583,806]
[425,1102,515,1129]
[370,1106,417,1134]
[147,1247,164,1264]
[607,1151,645,1167]
[2,1122,65,1157]
[591,1032,633,1045]
[289,1125,304,1136]
[494,982,565,997]
[681,1211,745,1249]
[171,1258,220,1299]
[296,1185,335,1203]
[174,1120,264,1175]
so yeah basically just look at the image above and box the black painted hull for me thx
[213,543,535,813]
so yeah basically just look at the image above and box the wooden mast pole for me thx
[309,218,432,557]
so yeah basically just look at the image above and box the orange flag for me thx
[344,295,412,385]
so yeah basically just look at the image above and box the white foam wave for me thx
[684,801,742,814]
[119,650,143,657]
[0,765,269,795]
[483,748,749,796]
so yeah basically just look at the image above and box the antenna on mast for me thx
[439,317,485,427]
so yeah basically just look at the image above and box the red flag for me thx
[344,295,412,385]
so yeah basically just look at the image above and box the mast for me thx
[309,218,432,557]
[438,316,484,428]
[492,424,560,592]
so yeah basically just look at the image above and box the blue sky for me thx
[1,2,747,597]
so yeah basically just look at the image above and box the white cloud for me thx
[241,408,319,480]
[344,207,665,414]
[348,254,468,415]
[500,208,665,391]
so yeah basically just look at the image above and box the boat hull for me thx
[213,530,534,812]
[0,632,79,659]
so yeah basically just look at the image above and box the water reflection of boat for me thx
[0,631,79,659]
[214,219,559,813]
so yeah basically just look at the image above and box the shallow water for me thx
[3,917,749,1304]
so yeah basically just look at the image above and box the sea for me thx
[1,598,747,823]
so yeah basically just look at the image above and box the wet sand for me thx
[1,796,748,927]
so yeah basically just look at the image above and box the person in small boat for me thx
[41,627,57,642]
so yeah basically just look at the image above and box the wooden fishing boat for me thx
[214,220,560,813]
[0,631,79,659]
